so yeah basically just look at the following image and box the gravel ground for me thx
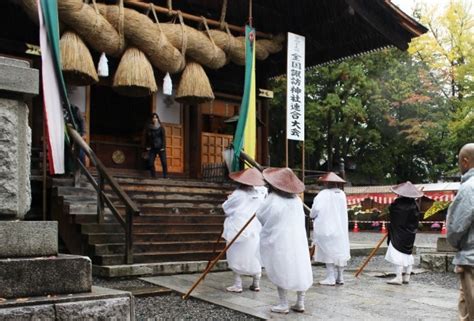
[92,276,151,290]
[135,293,261,321]
[92,277,261,320]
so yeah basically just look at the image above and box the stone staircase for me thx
[51,175,235,266]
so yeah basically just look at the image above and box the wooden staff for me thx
[354,233,388,278]
[204,226,224,275]
[182,213,257,300]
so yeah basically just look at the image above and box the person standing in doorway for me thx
[145,113,168,178]
[447,143,474,321]
[385,181,423,285]
[311,172,350,286]
[222,167,267,293]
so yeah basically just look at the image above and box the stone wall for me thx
[0,98,31,218]
[0,56,38,219]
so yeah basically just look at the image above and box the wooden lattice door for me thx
[201,132,233,165]
[155,123,183,173]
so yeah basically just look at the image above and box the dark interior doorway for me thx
[89,86,151,169]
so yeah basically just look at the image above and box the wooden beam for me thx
[346,0,409,50]
[123,0,273,39]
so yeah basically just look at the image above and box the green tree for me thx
[408,0,474,154]
[268,47,454,184]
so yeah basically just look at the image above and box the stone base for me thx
[93,260,229,278]
[0,286,133,320]
[0,254,91,298]
[420,252,455,272]
[437,237,457,252]
[0,221,58,258]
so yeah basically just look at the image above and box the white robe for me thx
[222,187,266,275]
[257,193,313,291]
[311,188,351,266]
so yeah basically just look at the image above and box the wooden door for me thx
[201,132,233,165]
[155,123,184,173]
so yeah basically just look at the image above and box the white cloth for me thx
[257,193,313,291]
[311,188,350,266]
[222,187,266,275]
[385,242,414,267]
[38,1,65,174]
[97,52,109,77]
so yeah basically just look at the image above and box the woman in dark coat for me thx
[385,181,423,285]
[145,113,168,178]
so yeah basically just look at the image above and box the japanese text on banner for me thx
[286,32,305,141]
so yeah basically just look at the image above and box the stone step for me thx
[93,241,225,255]
[72,213,117,224]
[67,202,222,216]
[135,214,224,224]
[72,213,224,224]
[114,177,235,189]
[53,186,96,197]
[94,250,225,265]
[85,231,223,245]
[107,184,232,196]
[420,252,455,273]
[0,221,58,258]
[0,286,133,320]
[0,254,91,299]
[111,192,227,203]
[68,204,113,215]
[81,223,223,234]
[134,232,223,243]
[81,223,122,233]
[85,233,125,244]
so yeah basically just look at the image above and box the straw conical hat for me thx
[391,181,423,198]
[262,167,305,194]
[318,172,346,184]
[229,168,265,186]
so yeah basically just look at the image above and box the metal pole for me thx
[248,0,253,27]
[125,208,134,264]
[42,116,47,221]
[97,173,105,224]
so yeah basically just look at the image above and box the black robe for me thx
[387,197,420,255]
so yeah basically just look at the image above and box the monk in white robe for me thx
[257,167,313,314]
[223,167,267,293]
[311,172,350,286]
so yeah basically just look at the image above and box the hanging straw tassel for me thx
[175,60,214,104]
[163,72,173,95]
[113,47,158,97]
[97,52,109,77]
[60,31,99,86]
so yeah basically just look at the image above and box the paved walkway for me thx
[143,265,458,320]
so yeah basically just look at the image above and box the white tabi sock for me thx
[387,265,403,285]
[403,265,413,284]
[336,265,345,285]
[226,273,243,292]
[320,263,336,285]
[271,287,289,314]
[250,273,261,291]
[291,291,305,312]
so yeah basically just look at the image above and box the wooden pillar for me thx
[187,104,202,178]
[258,73,270,166]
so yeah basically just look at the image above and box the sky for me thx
[392,0,473,16]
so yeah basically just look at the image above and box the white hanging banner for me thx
[286,32,305,141]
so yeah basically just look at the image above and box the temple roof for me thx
[144,0,427,74]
